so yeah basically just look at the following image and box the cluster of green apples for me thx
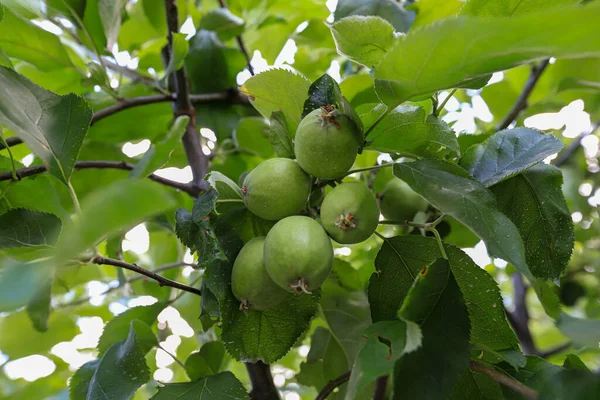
[231,106,427,311]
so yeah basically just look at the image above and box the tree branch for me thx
[373,376,389,400]
[91,255,201,296]
[539,342,571,358]
[505,273,539,356]
[496,59,550,131]
[245,362,280,400]
[553,121,600,167]
[163,0,210,192]
[0,136,23,150]
[217,0,254,75]
[470,361,538,400]
[315,371,351,400]
[0,160,201,196]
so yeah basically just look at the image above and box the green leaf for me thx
[205,260,319,363]
[346,320,421,399]
[411,0,464,28]
[162,33,189,79]
[192,189,219,223]
[539,369,600,400]
[26,277,52,332]
[268,111,295,158]
[330,16,396,68]
[69,359,101,400]
[198,8,245,41]
[151,372,249,400]
[374,4,600,105]
[97,303,166,354]
[234,117,273,158]
[0,47,12,69]
[241,68,311,133]
[98,0,125,50]
[0,209,61,249]
[130,116,189,178]
[369,236,519,352]
[174,206,225,267]
[56,180,176,262]
[460,128,564,187]
[461,0,579,17]
[450,369,503,400]
[557,313,600,348]
[0,259,52,312]
[0,8,74,71]
[563,354,590,371]
[207,171,244,214]
[297,328,349,399]
[491,164,574,279]
[394,160,532,278]
[334,0,414,33]
[184,341,229,380]
[81,324,151,400]
[368,104,460,158]
[0,67,92,185]
[394,259,470,399]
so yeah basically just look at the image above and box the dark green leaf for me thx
[394,160,532,278]
[302,74,345,117]
[0,209,61,249]
[368,105,460,158]
[268,111,295,158]
[198,8,245,41]
[557,313,600,348]
[0,67,92,185]
[175,206,225,268]
[130,320,159,354]
[162,33,189,79]
[192,189,219,223]
[69,359,101,400]
[491,164,574,279]
[374,4,600,105]
[394,259,470,399]
[241,68,311,133]
[297,328,349,400]
[369,236,519,351]
[97,303,166,354]
[151,372,249,400]
[563,354,590,371]
[539,369,600,400]
[185,341,229,380]
[204,260,319,363]
[330,16,396,68]
[335,0,414,33]
[460,128,564,186]
[346,320,421,399]
[450,369,503,400]
[86,324,151,400]
[199,280,220,331]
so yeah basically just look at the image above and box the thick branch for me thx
[373,376,389,400]
[92,255,202,296]
[506,273,539,356]
[0,136,22,150]
[164,0,209,192]
[217,0,254,75]
[0,160,201,196]
[315,371,351,400]
[470,361,538,400]
[245,362,279,400]
[496,59,550,131]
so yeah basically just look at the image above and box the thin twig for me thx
[0,136,23,150]
[0,160,201,196]
[164,0,210,192]
[217,0,254,75]
[158,344,186,369]
[470,361,538,400]
[373,376,389,400]
[434,88,457,117]
[495,59,550,131]
[91,255,202,296]
[553,122,600,167]
[505,273,539,356]
[539,342,571,358]
[315,371,351,400]
[345,163,395,175]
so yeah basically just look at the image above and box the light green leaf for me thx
[234,117,272,158]
[98,0,125,50]
[268,111,295,158]
[375,4,600,105]
[97,303,166,354]
[368,104,460,158]
[207,171,244,214]
[346,320,421,400]
[26,277,52,332]
[297,328,349,400]
[411,0,464,28]
[0,209,61,249]
[198,8,245,41]
[460,128,564,186]
[369,236,519,352]
[0,67,92,185]
[56,180,177,262]
[492,165,574,279]
[557,313,600,348]
[461,0,579,17]
[394,259,471,399]
[0,8,74,71]
[0,259,51,312]
[330,16,396,68]
[394,160,532,278]
[241,68,311,133]
[0,47,12,69]
[334,0,414,33]
[162,33,189,79]
[151,372,249,400]
[184,341,229,380]
[130,116,189,178]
